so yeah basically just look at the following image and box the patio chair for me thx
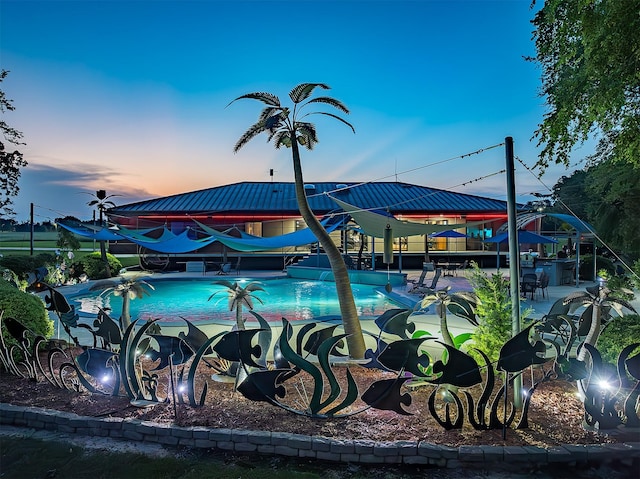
[536,272,550,299]
[454,259,469,276]
[411,267,442,296]
[521,273,538,300]
[407,262,434,292]
[536,298,575,347]
[217,256,241,275]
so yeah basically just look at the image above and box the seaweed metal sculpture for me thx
[1,285,640,432]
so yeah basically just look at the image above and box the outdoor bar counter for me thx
[522,258,575,286]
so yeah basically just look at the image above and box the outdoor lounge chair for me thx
[407,262,434,291]
[411,267,442,296]
[217,257,241,275]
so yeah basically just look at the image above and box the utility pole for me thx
[30,202,34,256]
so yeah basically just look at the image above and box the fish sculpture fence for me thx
[1,287,639,434]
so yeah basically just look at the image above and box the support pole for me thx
[30,203,34,256]
[505,137,522,408]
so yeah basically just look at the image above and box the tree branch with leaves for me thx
[0,70,27,216]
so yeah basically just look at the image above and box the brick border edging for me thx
[2,403,639,468]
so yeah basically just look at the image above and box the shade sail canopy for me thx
[58,222,218,253]
[484,230,558,245]
[194,218,341,252]
[330,196,483,238]
[497,212,595,234]
[57,222,127,241]
[124,229,218,253]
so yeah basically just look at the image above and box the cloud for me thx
[12,162,154,222]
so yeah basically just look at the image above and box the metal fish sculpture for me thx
[302,325,345,356]
[76,348,117,380]
[43,286,78,328]
[147,335,193,370]
[374,309,415,339]
[3,316,30,347]
[93,309,122,346]
[236,368,288,403]
[212,330,262,368]
[430,342,482,388]
[361,377,413,415]
[178,317,211,354]
[377,338,432,376]
[497,323,547,373]
[364,338,391,370]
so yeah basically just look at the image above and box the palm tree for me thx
[87,189,118,278]
[209,280,265,331]
[563,283,636,363]
[419,286,478,349]
[229,83,366,358]
[90,272,155,331]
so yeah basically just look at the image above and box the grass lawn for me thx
[0,436,388,479]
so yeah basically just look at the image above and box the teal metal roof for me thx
[108,181,509,217]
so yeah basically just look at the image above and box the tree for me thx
[551,163,640,259]
[87,189,118,278]
[529,0,640,172]
[229,83,366,358]
[0,70,27,216]
[208,280,265,331]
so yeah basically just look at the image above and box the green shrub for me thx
[597,314,640,364]
[0,280,54,350]
[0,254,55,279]
[466,262,514,363]
[580,256,615,281]
[72,252,122,279]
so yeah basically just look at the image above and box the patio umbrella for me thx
[484,230,558,270]
[484,230,558,245]
[428,230,468,238]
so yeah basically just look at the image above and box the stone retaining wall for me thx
[1,403,638,469]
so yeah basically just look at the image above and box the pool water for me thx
[70,278,403,323]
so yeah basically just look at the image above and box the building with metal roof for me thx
[109,181,509,219]
[106,181,512,269]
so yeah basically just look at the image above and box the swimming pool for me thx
[70,278,404,324]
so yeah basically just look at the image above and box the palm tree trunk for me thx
[236,305,245,331]
[121,295,131,331]
[440,312,454,348]
[577,302,601,363]
[290,142,366,359]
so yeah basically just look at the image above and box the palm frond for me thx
[289,83,330,103]
[306,96,350,114]
[227,92,281,108]
[305,112,355,133]
[271,130,292,149]
[265,112,285,132]
[258,106,282,122]
[234,121,268,152]
[296,122,318,144]
[244,282,265,292]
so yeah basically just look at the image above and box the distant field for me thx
[0,232,138,268]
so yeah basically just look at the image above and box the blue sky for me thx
[1,0,590,223]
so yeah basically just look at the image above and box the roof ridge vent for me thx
[304,184,316,191]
